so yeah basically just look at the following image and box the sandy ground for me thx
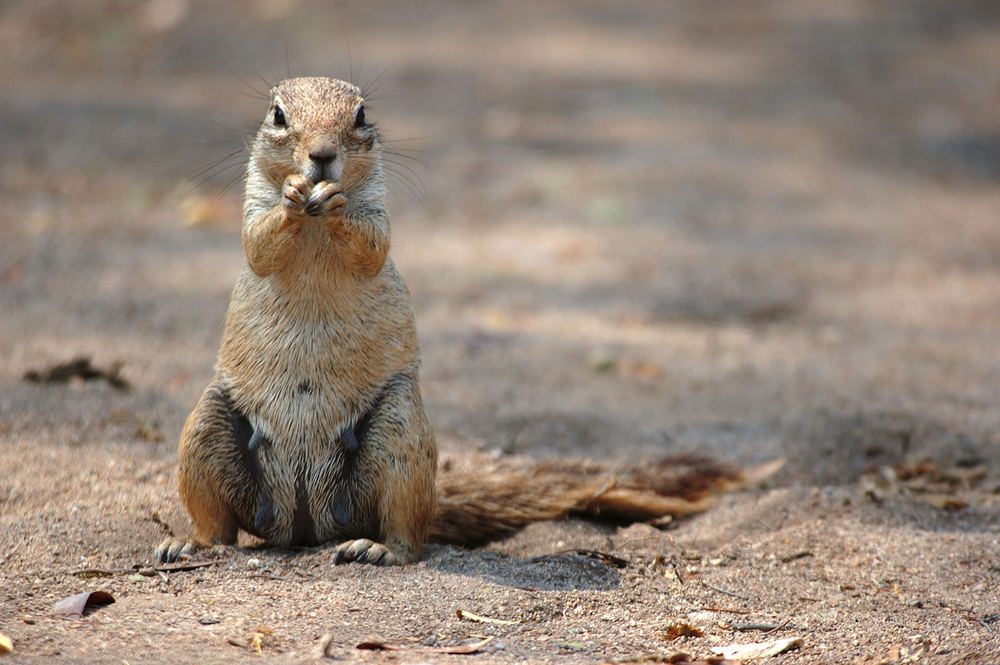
[2,1,1000,663]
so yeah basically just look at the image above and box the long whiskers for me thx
[361,151,428,204]
[218,57,271,101]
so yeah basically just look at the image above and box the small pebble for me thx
[199,617,221,625]
[247,557,262,569]
[22,615,35,625]
[588,347,617,373]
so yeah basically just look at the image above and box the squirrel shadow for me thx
[422,544,623,592]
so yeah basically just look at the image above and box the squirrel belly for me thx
[210,258,424,549]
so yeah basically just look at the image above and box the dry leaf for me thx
[711,636,802,659]
[920,494,968,511]
[357,636,494,654]
[53,591,115,619]
[249,625,273,654]
[739,458,785,487]
[456,609,525,625]
[620,358,664,381]
[663,622,704,641]
[0,632,11,654]
[607,654,738,664]
[24,357,129,390]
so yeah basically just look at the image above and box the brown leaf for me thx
[24,357,129,390]
[606,654,738,664]
[357,636,494,654]
[249,625,274,654]
[53,591,115,619]
[664,621,704,641]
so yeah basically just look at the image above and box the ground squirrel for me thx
[155,77,761,566]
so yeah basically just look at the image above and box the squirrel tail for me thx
[428,454,782,546]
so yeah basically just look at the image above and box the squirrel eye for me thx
[354,105,367,129]
[273,106,286,127]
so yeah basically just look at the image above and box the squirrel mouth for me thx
[305,161,337,183]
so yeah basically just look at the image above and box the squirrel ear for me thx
[354,104,367,129]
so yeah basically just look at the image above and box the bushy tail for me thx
[429,454,781,546]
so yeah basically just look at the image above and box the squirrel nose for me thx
[307,143,337,181]
[309,143,336,163]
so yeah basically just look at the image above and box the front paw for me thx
[305,181,347,218]
[277,175,313,233]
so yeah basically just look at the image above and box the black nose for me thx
[308,144,337,181]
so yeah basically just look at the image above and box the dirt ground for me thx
[2,1,1000,663]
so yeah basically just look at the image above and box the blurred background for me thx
[2,0,999,483]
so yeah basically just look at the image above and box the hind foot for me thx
[332,538,405,566]
[154,537,203,563]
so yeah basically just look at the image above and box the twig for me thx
[70,568,117,578]
[730,622,780,632]
[545,549,630,568]
[456,609,525,625]
[779,551,812,563]
[764,618,792,635]
[612,534,671,552]
[72,559,223,578]
[700,580,749,600]
[701,606,751,615]
[357,636,494,654]
[154,559,224,573]
[670,557,685,584]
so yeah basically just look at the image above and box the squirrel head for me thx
[250,77,380,193]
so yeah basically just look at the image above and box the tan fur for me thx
[156,78,760,566]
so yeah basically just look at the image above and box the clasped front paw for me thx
[305,180,347,218]
[277,174,314,234]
